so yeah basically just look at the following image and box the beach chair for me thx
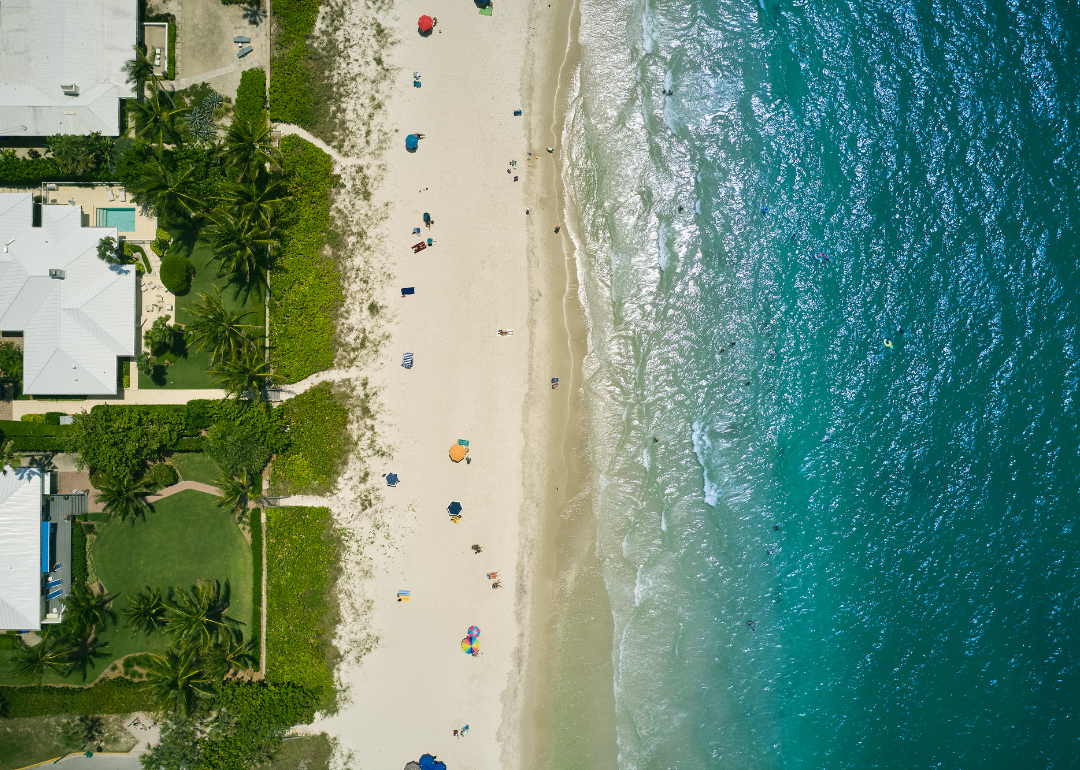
[402,352,414,369]
[237,46,254,58]
[397,590,410,602]
[107,188,115,201]
[234,36,251,43]
[401,287,415,297]
[412,242,427,253]
[120,189,126,201]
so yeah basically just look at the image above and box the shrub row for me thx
[71,521,88,588]
[0,678,153,718]
[265,507,337,693]
[271,385,348,495]
[234,67,267,126]
[0,420,73,437]
[270,136,342,382]
[7,437,71,452]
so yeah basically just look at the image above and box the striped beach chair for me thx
[397,590,410,603]
[402,352,414,369]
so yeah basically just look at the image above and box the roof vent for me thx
[61,84,79,96]
[49,269,65,279]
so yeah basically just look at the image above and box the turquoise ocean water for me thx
[563,0,1080,766]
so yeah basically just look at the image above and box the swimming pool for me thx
[96,207,136,233]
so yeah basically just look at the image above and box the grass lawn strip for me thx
[170,452,222,485]
[139,238,263,390]
[0,714,137,770]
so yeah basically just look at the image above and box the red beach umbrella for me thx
[418,15,434,32]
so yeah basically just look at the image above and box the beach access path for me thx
[310,0,538,767]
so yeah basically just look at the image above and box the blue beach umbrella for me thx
[406,134,419,151]
[418,756,437,770]
[385,473,399,486]
[447,501,462,516]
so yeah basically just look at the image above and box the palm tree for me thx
[186,290,259,365]
[216,470,264,519]
[12,628,73,687]
[221,114,279,182]
[95,473,154,525]
[129,85,187,155]
[62,582,118,638]
[124,586,169,636]
[165,580,243,650]
[133,159,200,225]
[205,634,256,680]
[0,439,19,471]
[220,177,287,227]
[203,210,274,302]
[210,347,275,400]
[122,45,156,94]
[144,646,216,715]
[65,635,111,682]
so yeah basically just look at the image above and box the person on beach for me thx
[472,544,483,554]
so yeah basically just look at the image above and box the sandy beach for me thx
[308,0,605,766]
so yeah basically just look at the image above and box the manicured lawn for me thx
[0,491,253,687]
[0,714,137,770]
[139,239,265,390]
[171,452,222,484]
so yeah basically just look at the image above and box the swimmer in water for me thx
[747,620,757,631]
[884,338,893,348]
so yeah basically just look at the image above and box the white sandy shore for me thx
[311,0,556,768]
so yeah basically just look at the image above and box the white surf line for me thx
[273,124,362,169]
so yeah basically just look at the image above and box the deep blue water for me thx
[564,0,1080,766]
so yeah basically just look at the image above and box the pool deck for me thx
[42,183,158,242]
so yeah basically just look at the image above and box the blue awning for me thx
[40,522,52,572]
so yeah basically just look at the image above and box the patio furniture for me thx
[157,295,163,302]
[119,189,126,201]
[141,285,148,292]
[234,36,251,43]
[238,45,253,58]
[107,188,115,201]
[166,304,173,311]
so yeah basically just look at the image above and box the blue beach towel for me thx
[402,352,414,369]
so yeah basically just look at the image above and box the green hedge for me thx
[271,385,348,495]
[269,44,313,126]
[0,150,69,184]
[0,420,73,437]
[234,67,267,126]
[71,520,88,588]
[0,678,153,718]
[7,437,70,451]
[270,136,342,382]
[250,512,263,670]
[265,507,336,693]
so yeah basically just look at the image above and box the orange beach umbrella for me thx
[449,444,468,463]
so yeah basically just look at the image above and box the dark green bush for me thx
[45,133,114,176]
[0,420,73,437]
[70,405,185,477]
[6,437,70,452]
[0,678,152,718]
[174,436,206,452]
[0,149,66,184]
[234,67,267,126]
[0,341,22,381]
[44,412,64,425]
[206,420,271,478]
[0,635,15,650]
[160,256,195,294]
[149,463,179,488]
[71,520,88,587]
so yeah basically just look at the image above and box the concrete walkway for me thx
[147,481,221,503]
[266,494,332,508]
[275,124,360,169]
[12,390,228,420]
[19,753,147,769]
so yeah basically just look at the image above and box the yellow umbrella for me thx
[449,444,468,462]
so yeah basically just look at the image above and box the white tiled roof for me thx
[0,0,137,136]
[0,193,135,395]
[0,466,43,631]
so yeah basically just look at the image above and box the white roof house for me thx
[0,466,45,630]
[0,193,135,395]
[0,0,137,137]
